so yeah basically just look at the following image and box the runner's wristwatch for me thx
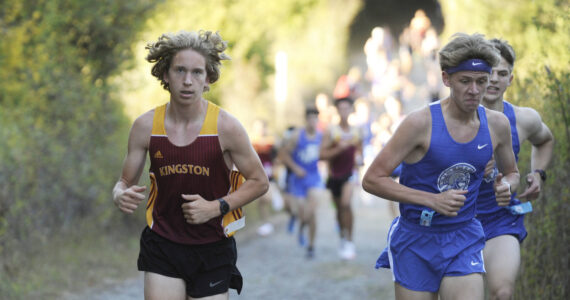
[218,198,230,216]
[534,169,547,182]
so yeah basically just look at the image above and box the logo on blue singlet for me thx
[437,163,476,192]
[298,144,320,164]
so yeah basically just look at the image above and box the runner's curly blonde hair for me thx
[146,30,231,90]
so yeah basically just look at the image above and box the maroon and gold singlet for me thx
[329,125,360,178]
[146,102,230,245]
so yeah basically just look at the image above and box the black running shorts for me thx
[137,227,243,297]
[326,173,352,198]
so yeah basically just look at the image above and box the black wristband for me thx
[218,198,230,216]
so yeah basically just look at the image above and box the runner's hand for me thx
[293,166,306,178]
[517,172,541,200]
[493,173,511,206]
[114,185,146,214]
[181,194,218,224]
[432,189,467,217]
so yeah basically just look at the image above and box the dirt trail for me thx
[64,188,396,300]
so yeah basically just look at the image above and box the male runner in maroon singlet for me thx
[320,96,363,260]
[112,30,268,300]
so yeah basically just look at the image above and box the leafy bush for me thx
[0,0,161,296]
[513,68,569,300]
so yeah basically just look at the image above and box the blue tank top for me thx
[399,102,493,225]
[292,129,322,174]
[476,101,521,215]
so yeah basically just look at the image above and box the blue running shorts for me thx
[289,171,323,198]
[477,208,527,242]
[375,217,486,292]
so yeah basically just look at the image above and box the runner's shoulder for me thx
[513,105,543,133]
[400,106,430,133]
[131,109,155,136]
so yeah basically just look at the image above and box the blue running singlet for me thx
[477,101,520,215]
[288,129,323,197]
[476,101,527,242]
[399,102,493,225]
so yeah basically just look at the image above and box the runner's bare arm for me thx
[319,127,349,160]
[277,130,305,177]
[516,106,554,199]
[181,110,269,224]
[218,110,269,210]
[362,108,467,217]
[112,111,153,214]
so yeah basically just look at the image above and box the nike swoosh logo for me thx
[477,144,488,150]
[472,62,482,66]
[471,261,479,266]
[209,280,224,288]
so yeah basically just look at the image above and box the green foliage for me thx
[116,0,361,131]
[513,68,569,300]
[0,0,361,296]
[440,0,569,298]
[0,0,161,296]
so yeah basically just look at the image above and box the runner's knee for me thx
[490,285,514,300]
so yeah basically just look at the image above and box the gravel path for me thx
[64,188,396,300]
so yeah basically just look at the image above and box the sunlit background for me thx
[0,0,568,298]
